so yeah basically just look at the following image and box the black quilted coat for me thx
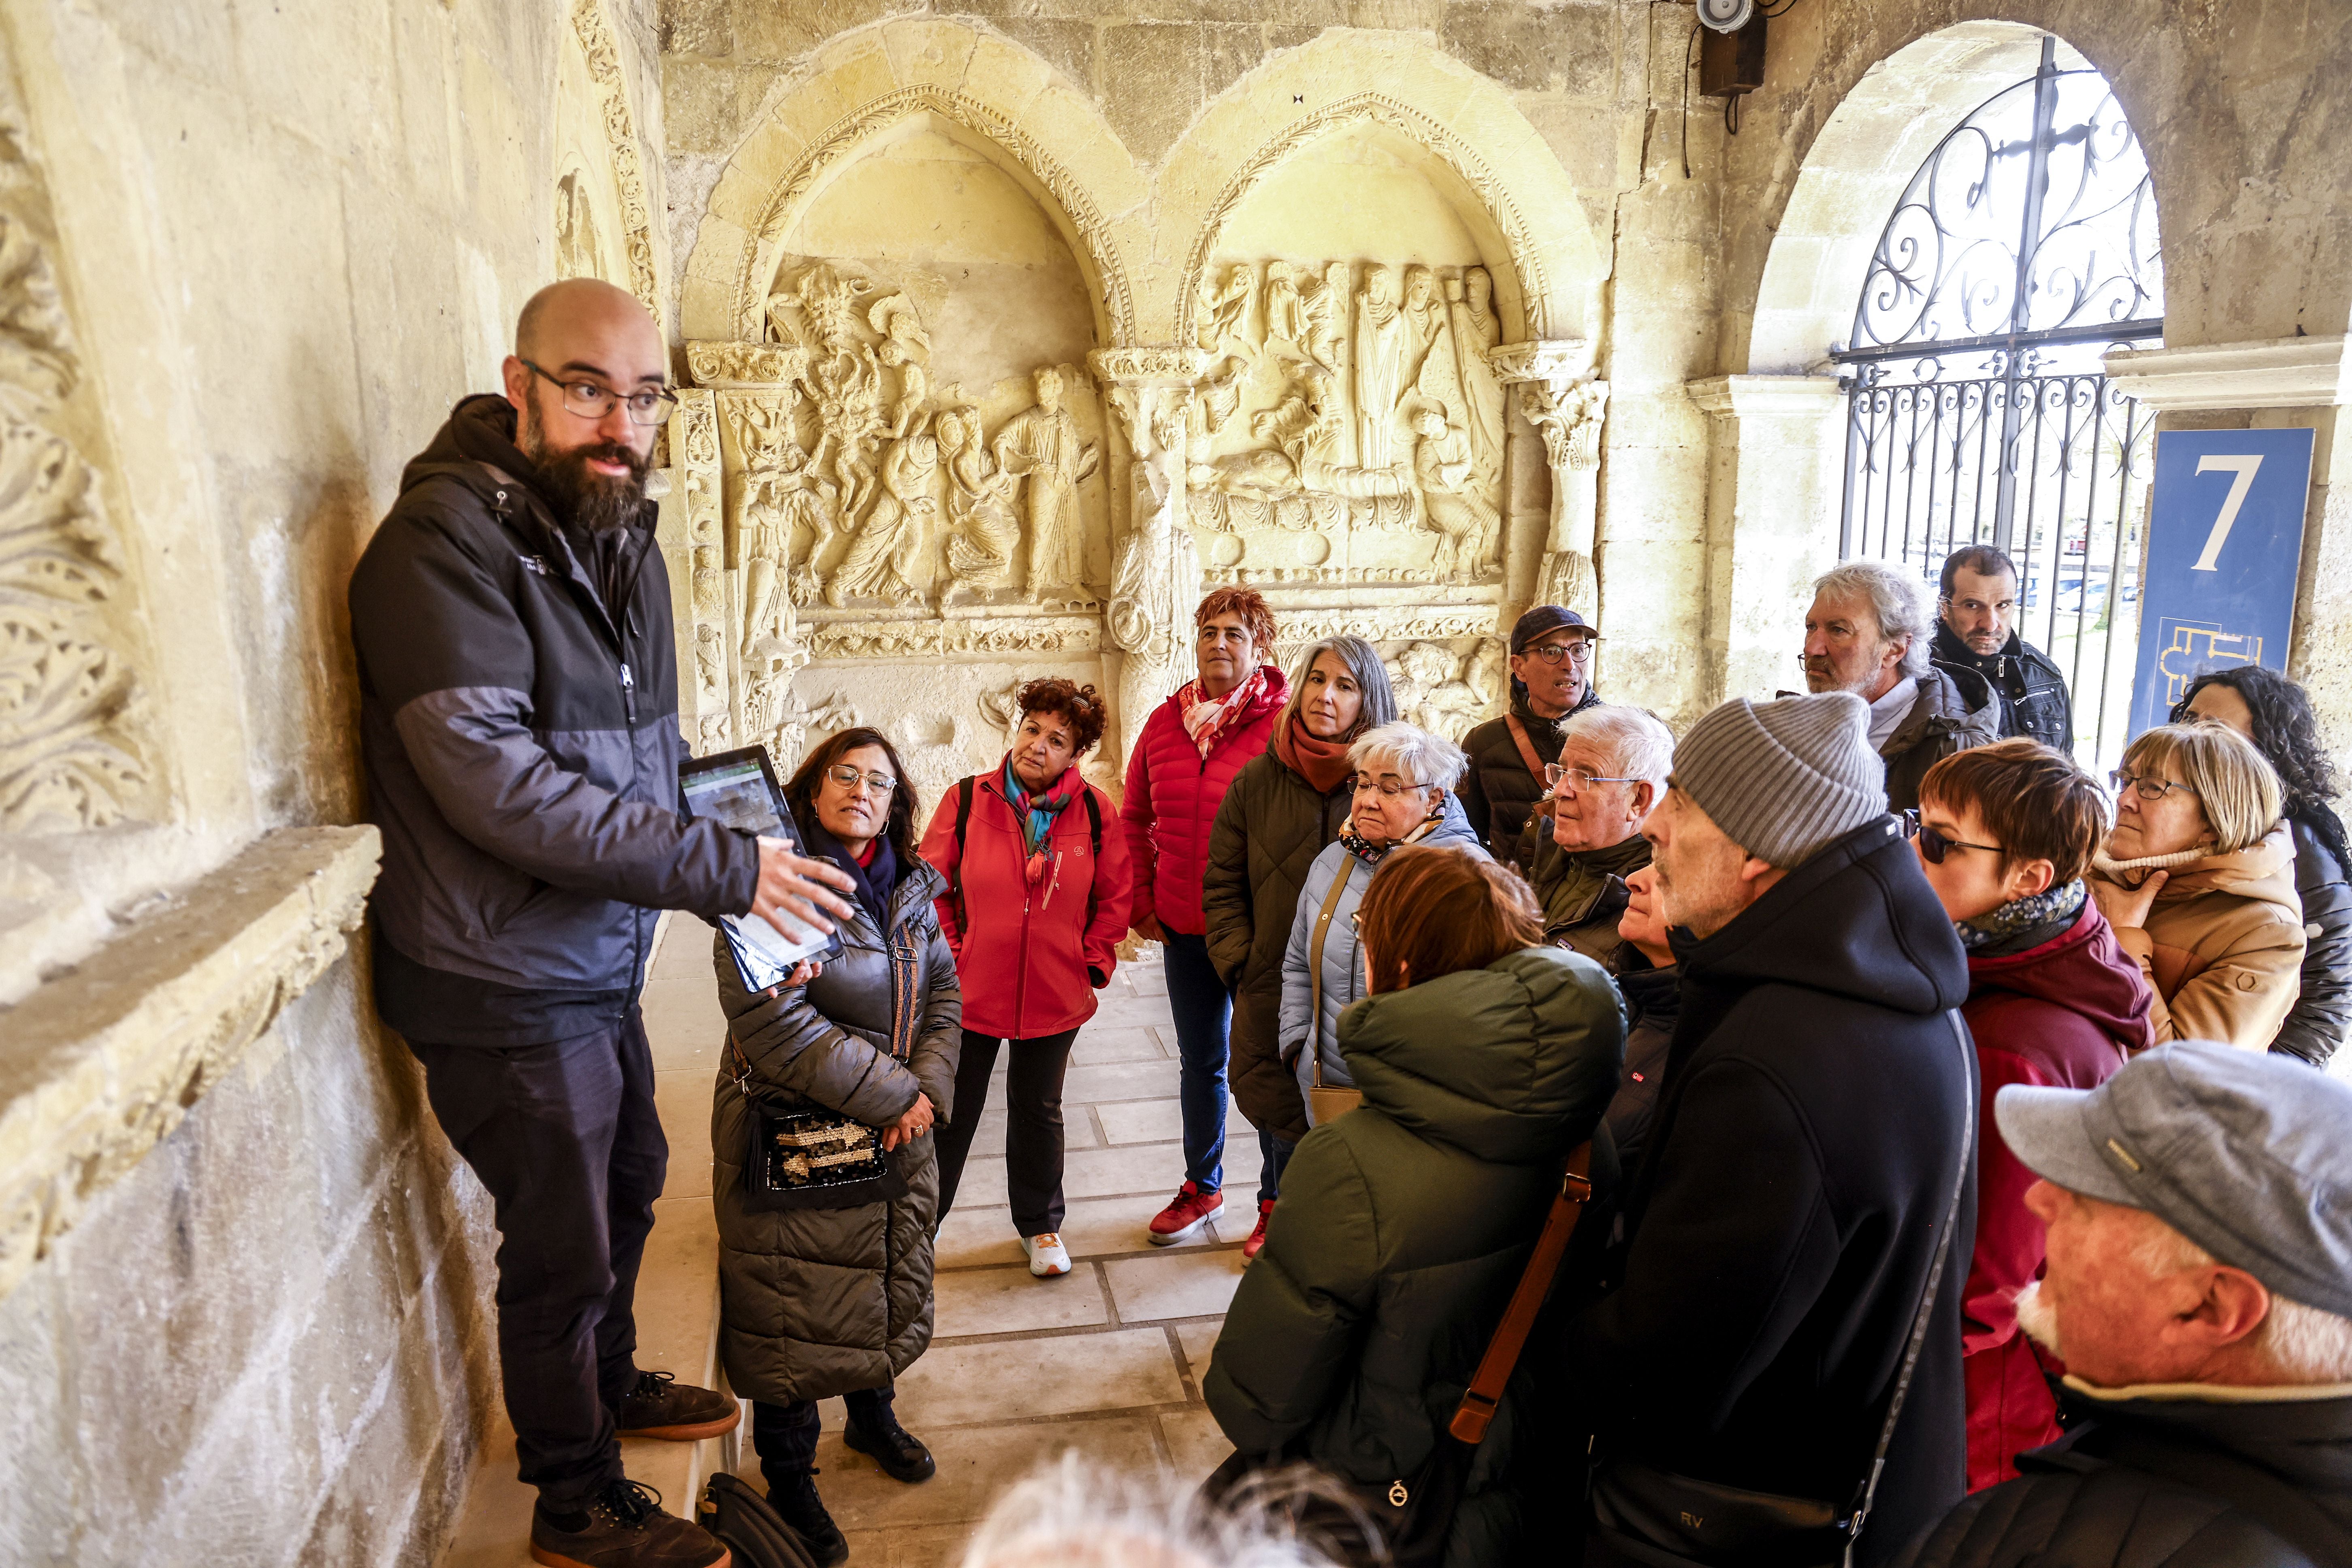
[2275,810,2352,1068]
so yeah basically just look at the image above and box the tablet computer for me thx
[679,745,844,991]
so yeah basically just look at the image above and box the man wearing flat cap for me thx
[1897,1042,2352,1567]
[1458,603,1602,852]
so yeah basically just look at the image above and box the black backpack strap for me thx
[1082,786,1102,858]
[951,776,977,929]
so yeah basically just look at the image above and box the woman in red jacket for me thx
[1121,587,1287,1247]
[923,679,1132,1278]
[1910,740,2156,1490]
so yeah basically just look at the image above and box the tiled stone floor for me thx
[445,917,1246,1566]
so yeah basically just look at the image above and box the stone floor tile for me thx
[1093,1097,1182,1146]
[934,1204,1027,1270]
[1102,1248,1246,1325]
[778,1415,1162,1532]
[1062,1141,1187,1201]
[655,1068,716,1200]
[945,1155,1008,1208]
[894,1327,1185,1427]
[1174,1318,1224,1387]
[956,1104,1103,1161]
[1071,1024,1167,1064]
[1159,1407,1235,1480]
[635,1197,719,1384]
[1128,962,1170,997]
[1084,990,1177,1030]
[878,1523,977,1566]
[933,1262,1111,1337]
[944,1190,1226,1265]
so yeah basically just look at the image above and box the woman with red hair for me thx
[1121,587,1287,1246]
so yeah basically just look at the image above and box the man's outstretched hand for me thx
[753,836,858,940]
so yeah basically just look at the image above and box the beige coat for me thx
[2094,824,2305,1049]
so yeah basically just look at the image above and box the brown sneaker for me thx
[616,1370,741,1441]
[530,1479,730,1568]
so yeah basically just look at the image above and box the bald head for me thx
[515,277,659,364]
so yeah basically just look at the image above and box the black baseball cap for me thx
[1510,605,1598,654]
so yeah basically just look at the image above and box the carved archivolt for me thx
[0,92,149,834]
[732,85,1135,346]
[1177,94,1547,352]
[568,0,660,315]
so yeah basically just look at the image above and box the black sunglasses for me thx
[1900,808,2003,864]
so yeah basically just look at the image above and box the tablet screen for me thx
[680,755,784,837]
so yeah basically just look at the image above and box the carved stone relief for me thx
[567,0,659,315]
[1489,339,1607,620]
[1383,638,1506,744]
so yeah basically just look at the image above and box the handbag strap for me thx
[1839,1008,1979,1558]
[1449,1142,1596,1445]
[1504,714,1549,785]
[1302,862,1356,1087]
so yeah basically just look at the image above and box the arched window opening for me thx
[1833,36,2160,765]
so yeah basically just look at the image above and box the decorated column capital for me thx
[1486,337,1596,388]
[1088,345,1211,388]
[1489,339,1607,618]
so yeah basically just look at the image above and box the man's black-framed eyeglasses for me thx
[1900,808,2003,864]
[1523,638,1595,666]
[522,360,679,426]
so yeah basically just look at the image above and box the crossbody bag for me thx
[1586,1010,1978,1568]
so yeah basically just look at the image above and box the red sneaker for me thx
[1148,1181,1225,1245]
[1242,1198,1275,1261]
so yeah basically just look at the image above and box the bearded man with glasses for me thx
[349,279,858,1568]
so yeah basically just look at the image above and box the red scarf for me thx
[1178,666,1269,760]
[1274,712,1355,793]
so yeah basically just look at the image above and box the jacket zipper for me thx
[620,660,637,724]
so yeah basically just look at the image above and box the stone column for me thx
[2102,335,2352,780]
[1686,374,1846,709]
[1489,340,1606,620]
[1090,346,1208,772]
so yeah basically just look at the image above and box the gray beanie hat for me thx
[1672,692,1887,867]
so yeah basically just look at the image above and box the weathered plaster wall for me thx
[0,2,666,1563]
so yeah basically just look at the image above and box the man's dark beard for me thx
[521,407,649,532]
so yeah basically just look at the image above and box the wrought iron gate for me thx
[1832,38,2163,769]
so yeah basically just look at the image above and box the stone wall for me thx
[0,1,668,1563]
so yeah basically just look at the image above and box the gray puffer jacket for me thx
[1279,795,1485,1124]
[712,853,961,1406]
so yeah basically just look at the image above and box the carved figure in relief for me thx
[555,173,603,282]
[937,405,1022,604]
[1450,270,1505,479]
[1193,356,1249,440]
[1402,265,1446,375]
[693,622,727,703]
[1299,262,1348,373]
[993,367,1099,604]
[1199,265,1254,355]
[1411,407,1499,577]
[727,390,835,631]
[1353,266,1408,471]
[1262,263,1306,355]
[824,429,937,607]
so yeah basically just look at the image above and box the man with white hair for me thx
[1897,1042,2352,1566]
[1520,704,1674,964]
[1803,560,1998,811]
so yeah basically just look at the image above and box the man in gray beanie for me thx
[1896,1042,2352,1568]
[1548,692,1978,1568]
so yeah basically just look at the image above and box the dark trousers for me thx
[1161,929,1230,1192]
[753,1387,896,1481]
[934,1025,1082,1237]
[406,1009,665,1506]
[1257,1129,1296,1206]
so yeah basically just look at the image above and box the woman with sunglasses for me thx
[709,726,961,1564]
[2088,722,2305,1049]
[1909,741,2154,1491]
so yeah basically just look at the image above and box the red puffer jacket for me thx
[1960,899,2156,1491]
[920,770,1133,1041]
[1120,669,1287,937]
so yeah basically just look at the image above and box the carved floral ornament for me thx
[567,0,660,315]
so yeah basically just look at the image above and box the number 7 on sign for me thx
[2190,455,2264,572]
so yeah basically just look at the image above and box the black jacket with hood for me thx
[350,395,760,1044]
[1893,1384,2352,1568]
[1553,816,1978,1568]
[1931,622,2073,754]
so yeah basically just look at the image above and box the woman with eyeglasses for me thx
[922,679,1132,1280]
[2172,666,2351,1068]
[2088,722,2306,1049]
[1279,722,1479,1138]
[1909,740,2152,1490]
[709,726,961,1564]
[1204,636,1398,1261]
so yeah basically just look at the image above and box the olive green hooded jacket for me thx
[1204,946,1624,1567]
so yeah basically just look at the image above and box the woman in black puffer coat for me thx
[2177,668,2352,1068]
[711,727,961,1566]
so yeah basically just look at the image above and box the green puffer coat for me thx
[710,855,961,1406]
[1204,946,1624,1567]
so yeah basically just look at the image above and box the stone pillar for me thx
[1489,339,1606,620]
[2102,334,2352,779]
[1686,374,1846,710]
[1090,346,1208,772]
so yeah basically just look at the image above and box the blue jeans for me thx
[1161,929,1230,1193]
[1258,1130,1296,1206]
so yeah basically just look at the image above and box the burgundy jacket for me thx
[1960,900,2156,1491]
[1118,669,1286,938]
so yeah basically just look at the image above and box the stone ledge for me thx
[0,825,382,1303]
[2103,335,2351,412]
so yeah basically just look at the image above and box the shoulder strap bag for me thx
[1586,1010,1978,1568]
[1205,1145,1597,1568]
[1302,863,1363,1123]
[1504,713,1549,784]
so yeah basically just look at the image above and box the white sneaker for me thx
[1021,1233,1072,1277]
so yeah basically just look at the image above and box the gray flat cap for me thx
[1996,1041,2352,1319]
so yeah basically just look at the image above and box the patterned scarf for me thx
[1956,878,2088,953]
[999,755,1085,889]
[1339,807,1445,867]
[1274,710,1355,793]
[1178,666,1269,759]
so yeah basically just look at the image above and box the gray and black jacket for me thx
[350,395,759,1044]
[1933,623,2074,754]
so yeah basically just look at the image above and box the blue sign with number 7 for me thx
[2128,427,2316,739]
